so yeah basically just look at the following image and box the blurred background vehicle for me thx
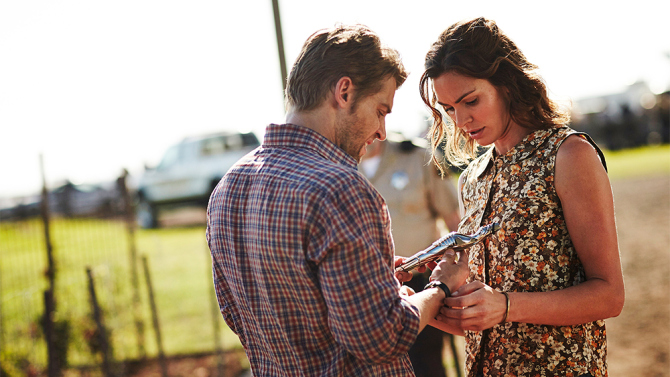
[0,180,121,221]
[135,131,260,228]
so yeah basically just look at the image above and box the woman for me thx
[420,18,625,377]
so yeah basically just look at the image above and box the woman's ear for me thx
[334,76,354,109]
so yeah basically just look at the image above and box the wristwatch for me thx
[424,280,451,298]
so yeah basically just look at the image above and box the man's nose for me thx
[376,121,387,141]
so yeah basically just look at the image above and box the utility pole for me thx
[271,0,288,100]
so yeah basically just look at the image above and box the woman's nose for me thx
[453,110,470,129]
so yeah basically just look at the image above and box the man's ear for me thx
[334,76,354,109]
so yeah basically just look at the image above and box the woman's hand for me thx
[435,280,508,331]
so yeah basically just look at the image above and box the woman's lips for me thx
[467,128,484,139]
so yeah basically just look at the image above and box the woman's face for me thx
[432,71,525,153]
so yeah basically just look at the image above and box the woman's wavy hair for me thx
[419,17,570,169]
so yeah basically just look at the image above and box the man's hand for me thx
[399,285,415,296]
[394,256,413,282]
[393,256,435,282]
[429,249,469,293]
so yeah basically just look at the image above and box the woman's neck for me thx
[493,122,533,156]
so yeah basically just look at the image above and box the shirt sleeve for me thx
[212,264,247,340]
[307,173,421,364]
[207,222,247,348]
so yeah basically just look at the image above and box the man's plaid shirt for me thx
[207,123,420,376]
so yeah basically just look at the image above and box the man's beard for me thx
[335,110,366,162]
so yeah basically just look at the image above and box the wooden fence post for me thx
[141,256,168,377]
[43,290,58,377]
[117,170,146,358]
[39,155,56,299]
[40,155,61,377]
[86,267,112,377]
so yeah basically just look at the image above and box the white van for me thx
[136,131,260,228]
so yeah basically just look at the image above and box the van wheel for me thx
[137,199,159,229]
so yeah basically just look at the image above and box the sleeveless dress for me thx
[458,126,608,377]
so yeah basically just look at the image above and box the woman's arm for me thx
[438,135,625,330]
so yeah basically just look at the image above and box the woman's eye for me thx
[442,106,454,114]
[465,98,478,106]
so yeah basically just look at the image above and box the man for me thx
[360,137,461,377]
[207,24,468,376]
[360,138,460,254]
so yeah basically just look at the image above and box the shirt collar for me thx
[474,127,561,178]
[262,123,359,170]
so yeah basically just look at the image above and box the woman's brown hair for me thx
[419,17,570,168]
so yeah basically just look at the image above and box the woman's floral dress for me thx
[458,126,608,377]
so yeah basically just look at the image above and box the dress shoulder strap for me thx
[557,128,608,172]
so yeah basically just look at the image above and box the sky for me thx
[1,0,669,199]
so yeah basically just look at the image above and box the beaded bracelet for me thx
[500,291,510,323]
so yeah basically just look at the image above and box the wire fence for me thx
[0,169,240,377]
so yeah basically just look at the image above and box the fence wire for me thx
[0,177,234,376]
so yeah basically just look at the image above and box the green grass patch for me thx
[0,218,241,373]
[602,144,670,180]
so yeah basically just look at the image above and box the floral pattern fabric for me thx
[458,126,608,377]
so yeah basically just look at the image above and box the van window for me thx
[201,137,226,156]
[157,145,180,171]
[225,134,243,150]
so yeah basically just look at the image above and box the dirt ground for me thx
[126,175,670,377]
[605,175,670,377]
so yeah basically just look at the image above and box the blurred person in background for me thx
[420,17,625,377]
[207,24,470,377]
[360,137,461,377]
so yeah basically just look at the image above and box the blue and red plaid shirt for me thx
[207,123,420,376]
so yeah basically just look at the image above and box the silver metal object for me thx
[395,223,501,273]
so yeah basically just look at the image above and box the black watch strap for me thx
[424,280,451,298]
